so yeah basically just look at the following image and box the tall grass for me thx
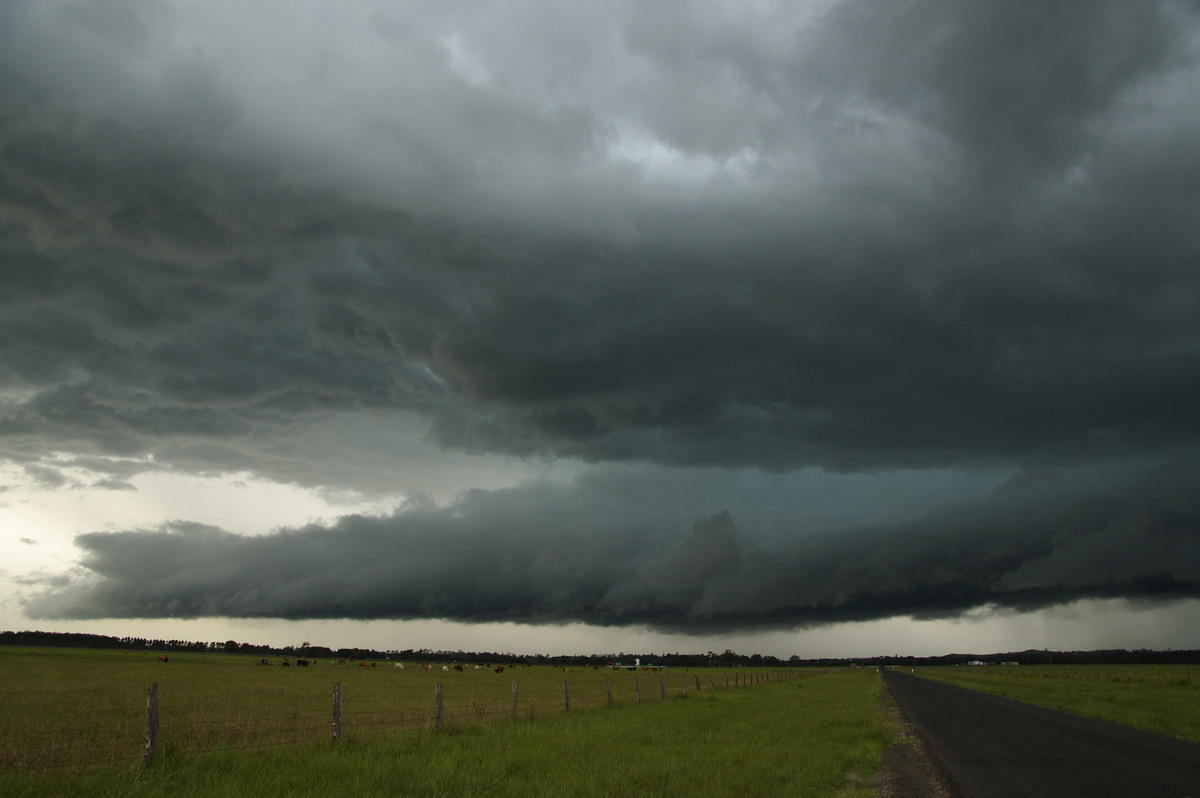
[912,665,1200,742]
[0,649,889,798]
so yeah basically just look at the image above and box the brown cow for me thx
[157,655,169,663]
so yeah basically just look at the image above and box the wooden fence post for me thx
[511,681,519,717]
[143,682,159,767]
[606,678,613,705]
[680,675,687,694]
[435,682,444,732]
[694,675,701,691]
[634,675,641,703]
[331,682,342,741]
[563,680,571,711]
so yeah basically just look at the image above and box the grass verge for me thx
[912,666,1200,742]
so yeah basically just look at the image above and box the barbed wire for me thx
[1,670,801,776]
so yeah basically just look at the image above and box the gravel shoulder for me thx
[876,678,955,798]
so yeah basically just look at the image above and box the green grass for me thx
[0,648,890,797]
[911,665,1200,742]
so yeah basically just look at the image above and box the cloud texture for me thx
[4,0,1200,629]
[25,458,1200,629]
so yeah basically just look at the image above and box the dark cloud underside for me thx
[25,458,1200,630]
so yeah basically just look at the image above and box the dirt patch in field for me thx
[875,689,954,798]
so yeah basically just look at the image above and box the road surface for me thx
[883,669,1200,798]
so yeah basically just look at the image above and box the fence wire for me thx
[0,668,800,776]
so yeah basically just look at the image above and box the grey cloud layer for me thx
[4,0,1200,627]
[25,458,1200,628]
[4,0,1198,476]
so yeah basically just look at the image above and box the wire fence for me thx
[0,668,800,776]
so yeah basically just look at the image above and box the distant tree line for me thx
[860,649,1200,667]
[3,630,1198,666]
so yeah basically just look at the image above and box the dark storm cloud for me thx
[806,0,1184,175]
[24,458,1200,629]
[4,0,1200,628]
[3,0,1198,477]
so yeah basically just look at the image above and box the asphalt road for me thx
[883,669,1200,798]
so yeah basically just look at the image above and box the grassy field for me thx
[0,648,891,796]
[911,664,1200,742]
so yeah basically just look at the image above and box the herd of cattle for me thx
[152,654,513,671]
[200,657,516,672]
[152,656,660,675]
[152,656,655,673]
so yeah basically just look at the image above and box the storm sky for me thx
[3,0,1200,657]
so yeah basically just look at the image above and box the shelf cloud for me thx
[25,457,1200,630]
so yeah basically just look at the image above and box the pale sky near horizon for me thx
[3,0,1200,659]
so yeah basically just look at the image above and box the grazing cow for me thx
[422,663,431,671]
[442,665,449,671]
[281,661,290,666]
[297,659,310,667]
[474,665,482,671]
[394,663,405,670]
[258,658,270,666]
[494,666,505,673]
[453,664,463,672]
[359,661,370,668]
[157,655,169,663]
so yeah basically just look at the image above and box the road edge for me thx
[876,672,957,798]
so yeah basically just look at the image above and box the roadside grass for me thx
[912,665,1200,742]
[0,655,890,798]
